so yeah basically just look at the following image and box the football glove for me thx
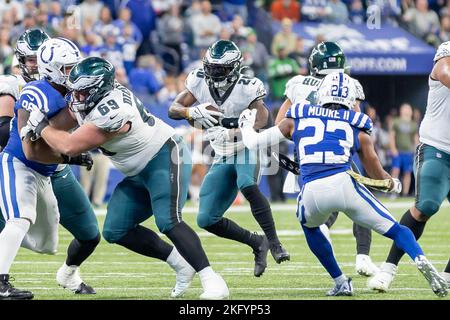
[26,104,49,140]
[62,153,94,171]
[187,103,223,129]
[203,126,231,144]
[238,109,257,129]
[273,152,300,175]
[390,178,402,194]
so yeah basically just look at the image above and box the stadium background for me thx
[0,0,442,202]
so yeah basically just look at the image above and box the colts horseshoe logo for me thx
[40,45,55,63]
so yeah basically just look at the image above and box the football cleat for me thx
[440,272,450,288]
[415,256,448,297]
[355,254,379,277]
[270,243,290,264]
[367,262,397,292]
[0,274,34,300]
[326,278,353,296]
[170,259,196,298]
[253,235,269,277]
[56,263,96,294]
[199,273,229,300]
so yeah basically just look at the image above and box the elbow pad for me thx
[0,116,12,149]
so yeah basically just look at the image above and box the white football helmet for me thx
[37,38,82,86]
[316,72,357,110]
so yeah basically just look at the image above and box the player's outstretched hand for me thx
[390,178,402,194]
[238,109,257,128]
[62,153,94,171]
[188,103,223,129]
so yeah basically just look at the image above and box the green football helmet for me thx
[309,41,346,76]
[15,29,50,82]
[203,40,242,89]
[67,57,115,113]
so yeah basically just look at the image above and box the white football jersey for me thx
[185,68,266,156]
[0,74,26,101]
[74,83,175,176]
[419,42,450,154]
[284,74,365,106]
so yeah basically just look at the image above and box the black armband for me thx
[220,117,239,129]
[0,116,12,149]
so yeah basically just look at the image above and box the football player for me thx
[238,72,448,297]
[274,41,378,277]
[168,40,290,278]
[0,33,99,299]
[22,56,229,300]
[368,41,450,292]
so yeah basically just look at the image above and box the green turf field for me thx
[10,197,449,300]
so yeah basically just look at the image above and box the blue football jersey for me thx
[3,79,67,176]
[286,102,373,184]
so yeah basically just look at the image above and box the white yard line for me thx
[18,286,443,292]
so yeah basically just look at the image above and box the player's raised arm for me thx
[274,98,292,125]
[238,109,293,150]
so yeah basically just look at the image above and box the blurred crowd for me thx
[0,0,439,203]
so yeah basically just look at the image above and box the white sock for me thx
[0,218,30,274]
[198,266,215,282]
[166,247,181,270]
[189,185,200,203]
[334,274,348,286]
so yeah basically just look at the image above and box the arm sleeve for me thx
[0,116,12,149]
[241,125,288,150]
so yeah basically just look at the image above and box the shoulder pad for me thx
[18,82,50,113]
[244,77,266,101]
[185,68,204,93]
[434,41,450,62]
[90,92,133,132]
[0,75,23,100]
[349,111,372,135]
[284,75,306,101]
[351,78,365,101]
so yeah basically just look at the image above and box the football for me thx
[187,105,222,129]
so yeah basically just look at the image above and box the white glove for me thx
[23,104,48,141]
[390,178,402,194]
[187,103,223,129]
[203,126,231,144]
[238,109,257,129]
[20,124,34,141]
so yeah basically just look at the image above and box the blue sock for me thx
[384,223,424,260]
[302,224,342,278]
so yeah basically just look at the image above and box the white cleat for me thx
[56,263,95,294]
[440,272,450,288]
[166,248,196,298]
[415,256,448,297]
[367,262,397,292]
[355,254,379,277]
[171,261,196,298]
[199,273,229,300]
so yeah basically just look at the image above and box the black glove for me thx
[273,152,300,175]
[61,153,94,171]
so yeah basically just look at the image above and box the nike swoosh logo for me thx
[62,173,69,179]
[27,95,35,101]
[110,114,118,120]
[252,80,257,85]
